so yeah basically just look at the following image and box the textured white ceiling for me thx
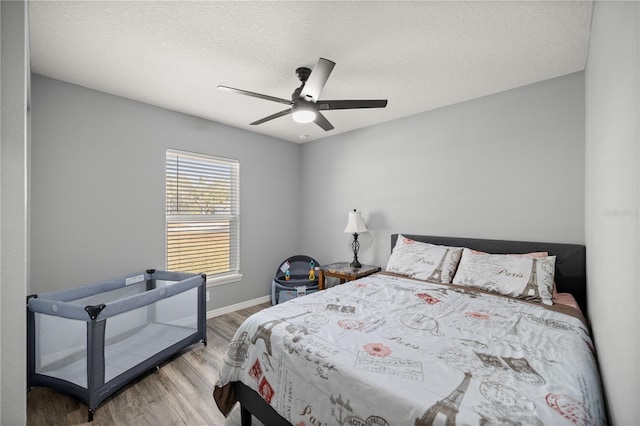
[29,1,593,143]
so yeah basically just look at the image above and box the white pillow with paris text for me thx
[386,235,463,284]
[452,248,555,305]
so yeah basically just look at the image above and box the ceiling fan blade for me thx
[250,108,292,126]
[299,58,335,103]
[218,85,293,106]
[314,111,334,131]
[317,99,388,110]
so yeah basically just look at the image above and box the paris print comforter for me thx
[214,272,606,425]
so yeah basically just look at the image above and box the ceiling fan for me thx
[218,58,387,131]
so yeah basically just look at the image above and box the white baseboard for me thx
[206,295,271,319]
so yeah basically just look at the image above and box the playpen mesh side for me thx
[34,314,88,387]
[102,284,198,383]
[32,280,199,387]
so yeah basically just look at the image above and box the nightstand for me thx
[318,262,382,290]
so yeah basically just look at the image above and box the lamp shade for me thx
[344,210,368,234]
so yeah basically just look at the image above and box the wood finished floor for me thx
[27,303,270,426]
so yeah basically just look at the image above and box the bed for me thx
[213,234,606,425]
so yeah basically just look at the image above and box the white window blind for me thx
[166,149,240,280]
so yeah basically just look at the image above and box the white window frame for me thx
[166,149,241,286]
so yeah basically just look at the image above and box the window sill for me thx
[206,272,243,287]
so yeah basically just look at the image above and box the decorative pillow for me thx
[452,248,556,305]
[471,250,558,300]
[386,235,463,283]
[469,250,558,296]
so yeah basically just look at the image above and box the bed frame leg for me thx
[240,405,252,426]
[88,408,95,422]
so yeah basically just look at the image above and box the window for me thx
[166,149,240,284]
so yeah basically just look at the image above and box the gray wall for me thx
[585,1,639,423]
[30,75,301,310]
[300,72,586,268]
[1,1,29,423]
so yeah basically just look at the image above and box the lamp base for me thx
[350,233,362,269]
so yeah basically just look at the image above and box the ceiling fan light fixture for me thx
[292,104,317,124]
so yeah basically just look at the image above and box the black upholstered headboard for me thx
[391,234,588,317]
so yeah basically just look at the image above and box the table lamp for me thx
[344,209,368,268]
